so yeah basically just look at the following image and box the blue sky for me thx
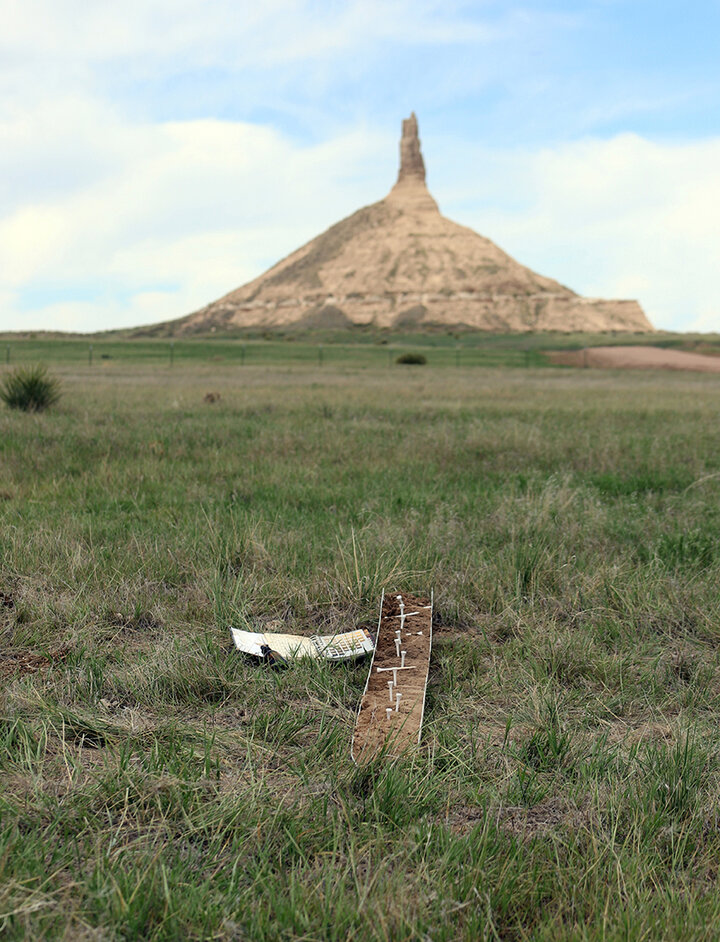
[2,0,719,332]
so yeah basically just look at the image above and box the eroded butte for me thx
[175,113,653,334]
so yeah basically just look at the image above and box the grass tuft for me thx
[0,364,61,412]
[395,352,427,365]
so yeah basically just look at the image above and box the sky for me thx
[2,0,719,334]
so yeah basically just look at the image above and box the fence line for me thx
[0,339,544,370]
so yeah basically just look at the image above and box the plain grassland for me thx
[3,351,720,939]
[2,329,720,371]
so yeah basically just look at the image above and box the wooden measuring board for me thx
[351,590,433,763]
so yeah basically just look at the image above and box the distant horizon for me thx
[3,1,719,334]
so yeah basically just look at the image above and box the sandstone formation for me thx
[175,114,653,333]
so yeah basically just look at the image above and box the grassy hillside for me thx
[3,356,720,939]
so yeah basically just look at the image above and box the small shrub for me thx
[0,364,61,412]
[395,352,427,365]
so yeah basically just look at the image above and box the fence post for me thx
[241,344,246,365]
[455,342,460,367]
[88,344,93,367]
[387,348,392,367]
[318,344,323,367]
[5,346,9,366]
[170,340,175,366]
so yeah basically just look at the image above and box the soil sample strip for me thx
[351,591,433,763]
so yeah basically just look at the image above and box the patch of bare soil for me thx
[0,646,70,677]
[106,610,162,633]
[448,799,591,839]
[546,346,720,372]
[352,593,432,763]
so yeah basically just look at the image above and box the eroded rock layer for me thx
[176,114,652,333]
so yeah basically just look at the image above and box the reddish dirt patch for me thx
[352,592,432,763]
[546,346,720,373]
[0,646,70,677]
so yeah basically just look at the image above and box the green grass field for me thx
[3,349,720,939]
[2,329,720,373]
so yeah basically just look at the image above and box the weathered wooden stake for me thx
[351,590,434,764]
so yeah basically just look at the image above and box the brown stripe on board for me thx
[351,591,433,763]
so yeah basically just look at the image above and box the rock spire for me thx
[387,113,438,211]
[397,112,426,183]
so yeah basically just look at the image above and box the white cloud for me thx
[439,134,720,331]
[0,97,392,332]
[0,0,503,77]
[0,0,576,137]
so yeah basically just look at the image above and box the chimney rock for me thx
[397,112,426,183]
[169,112,653,336]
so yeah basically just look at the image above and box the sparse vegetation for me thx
[0,363,60,412]
[395,351,427,364]
[3,348,720,938]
